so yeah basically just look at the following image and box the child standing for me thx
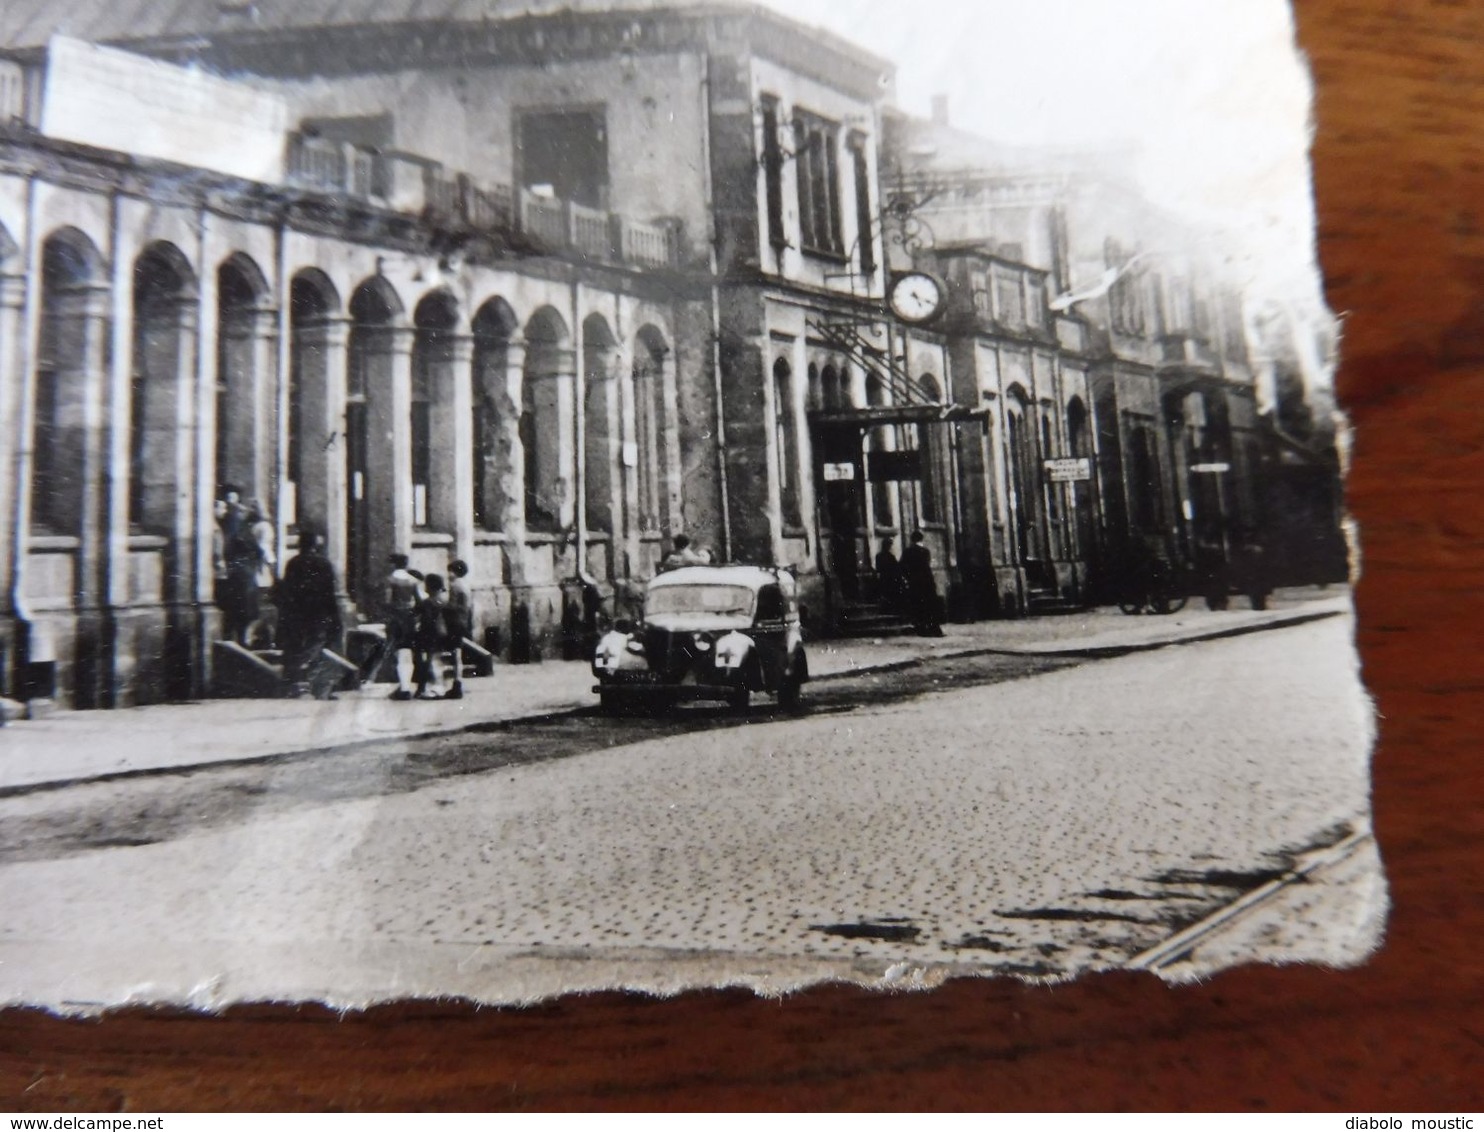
[412,573,451,700]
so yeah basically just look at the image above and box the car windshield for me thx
[645,584,755,618]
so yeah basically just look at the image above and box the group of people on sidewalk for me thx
[874,530,945,637]
[213,487,278,648]
[374,555,475,702]
[212,486,477,702]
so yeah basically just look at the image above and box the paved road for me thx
[0,617,1378,1008]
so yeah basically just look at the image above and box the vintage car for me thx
[591,565,808,713]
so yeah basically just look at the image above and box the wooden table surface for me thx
[4,0,1483,1111]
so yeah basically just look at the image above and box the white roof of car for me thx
[647,565,793,592]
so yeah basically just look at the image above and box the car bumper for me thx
[592,676,745,701]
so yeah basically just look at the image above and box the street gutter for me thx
[0,605,1344,798]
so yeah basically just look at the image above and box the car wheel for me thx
[598,690,623,716]
[728,685,751,712]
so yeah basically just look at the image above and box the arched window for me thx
[347,277,404,599]
[772,358,803,529]
[286,271,339,536]
[1066,396,1094,555]
[130,243,198,535]
[214,255,271,508]
[633,327,669,533]
[821,364,843,411]
[412,291,460,531]
[1004,387,1039,562]
[32,232,107,536]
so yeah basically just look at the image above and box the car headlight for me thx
[692,633,712,652]
[594,630,634,672]
[713,631,752,670]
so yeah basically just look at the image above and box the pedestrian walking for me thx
[382,554,423,700]
[874,537,903,613]
[274,530,341,699]
[900,529,943,636]
[219,490,263,645]
[444,559,475,700]
[412,573,451,700]
[245,500,278,647]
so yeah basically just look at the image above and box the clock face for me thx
[888,272,946,324]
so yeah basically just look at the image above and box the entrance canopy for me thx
[807,403,992,428]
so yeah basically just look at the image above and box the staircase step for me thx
[212,640,284,699]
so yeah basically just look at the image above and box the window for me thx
[756,584,785,622]
[761,97,787,251]
[1025,276,1045,328]
[971,271,992,319]
[849,132,875,274]
[794,111,844,256]
[993,268,1024,327]
[518,108,608,208]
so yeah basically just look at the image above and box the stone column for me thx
[427,333,475,563]
[658,344,682,535]
[69,284,114,709]
[0,274,24,698]
[0,274,25,617]
[294,318,350,593]
[363,325,415,590]
[473,336,527,564]
[582,342,623,578]
[218,309,280,510]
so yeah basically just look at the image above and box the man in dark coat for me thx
[275,531,341,698]
[874,537,903,613]
[900,529,943,636]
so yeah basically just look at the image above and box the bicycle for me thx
[1117,558,1189,616]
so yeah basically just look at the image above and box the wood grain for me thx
[4,0,1483,1110]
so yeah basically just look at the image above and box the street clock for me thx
[887,271,947,325]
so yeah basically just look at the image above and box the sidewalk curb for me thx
[0,605,1344,798]
[972,607,1345,660]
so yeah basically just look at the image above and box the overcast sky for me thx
[753,0,1322,307]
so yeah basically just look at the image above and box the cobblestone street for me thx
[0,616,1379,1008]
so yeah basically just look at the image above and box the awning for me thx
[807,403,992,428]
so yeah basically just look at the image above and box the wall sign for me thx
[1045,457,1092,483]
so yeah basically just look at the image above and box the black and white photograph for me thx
[0,0,1379,1009]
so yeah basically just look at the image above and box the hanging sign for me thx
[822,462,857,482]
[1190,462,1231,474]
[1044,457,1091,483]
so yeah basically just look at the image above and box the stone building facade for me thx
[0,2,1343,709]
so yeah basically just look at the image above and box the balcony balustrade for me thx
[284,133,678,268]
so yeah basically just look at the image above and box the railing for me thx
[618,216,677,268]
[569,201,612,261]
[285,133,677,268]
[286,134,347,193]
[520,191,568,249]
